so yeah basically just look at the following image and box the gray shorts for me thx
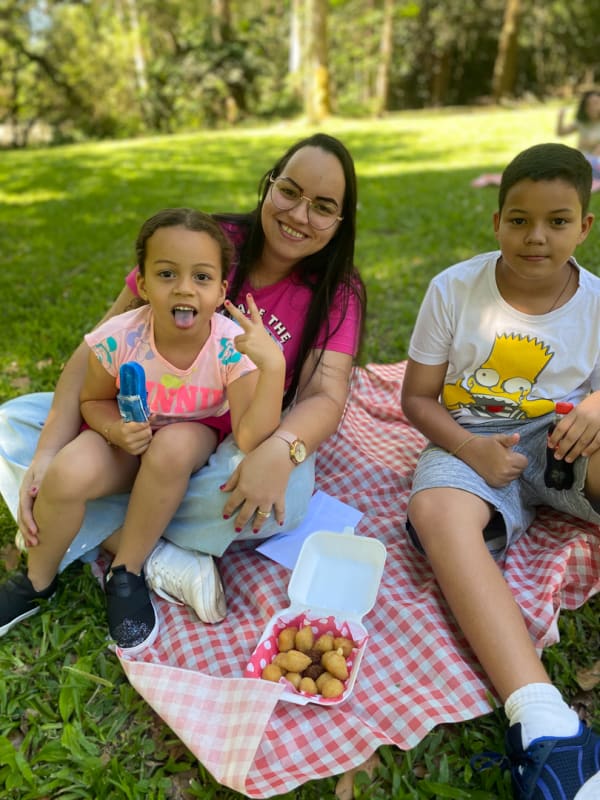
[409,414,600,556]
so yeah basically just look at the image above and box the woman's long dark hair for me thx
[576,90,600,123]
[215,133,366,408]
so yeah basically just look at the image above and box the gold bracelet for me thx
[451,434,480,457]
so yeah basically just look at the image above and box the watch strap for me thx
[273,430,297,446]
[273,430,306,465]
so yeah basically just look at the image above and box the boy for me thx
[401,143,600,800]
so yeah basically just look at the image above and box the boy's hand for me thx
[548,393,600,461]
[225,295,284,373]
[460,432,527,488]
[107,419,152,455]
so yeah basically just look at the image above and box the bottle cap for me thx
[555,401,574,415]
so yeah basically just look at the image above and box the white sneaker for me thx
[144,540,227,624]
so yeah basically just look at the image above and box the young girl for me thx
[557,90,600,182]
[0,208,285,653]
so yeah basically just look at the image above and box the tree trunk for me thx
[412,0,433,107]
[123,0,148,95]
[492,0,522,101]
[115,0,150,126]
[304,0,330,122]
[374,0,394,116]
[430,49,452,107]
[211,0,232,45]
[290,0,302,74]
[289,0,303,101]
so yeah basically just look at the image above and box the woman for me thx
[0,133,366,623]
[556,90,600,182]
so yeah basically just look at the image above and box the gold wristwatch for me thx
[273,430,307,466]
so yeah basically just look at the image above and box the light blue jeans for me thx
[0,393,315,572]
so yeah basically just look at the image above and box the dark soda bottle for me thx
[544,401,574,490]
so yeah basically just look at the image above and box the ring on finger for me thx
[255,508,271,519]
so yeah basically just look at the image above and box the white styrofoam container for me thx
[244,529,387,705]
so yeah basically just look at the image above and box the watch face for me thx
[291,440,307,464]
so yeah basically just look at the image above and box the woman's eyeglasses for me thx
[269,176,343,231]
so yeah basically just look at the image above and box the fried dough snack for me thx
[260,624,357,699]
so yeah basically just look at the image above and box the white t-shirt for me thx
[408,251,600,424]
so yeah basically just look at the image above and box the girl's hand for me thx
[225,295,284,373]
[220,436,293,532]
[17,453,56,546]
[548,393,600,462]
[458,432,527,488]
[107,419,152,455]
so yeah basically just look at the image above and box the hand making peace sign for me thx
[224,294,284,374]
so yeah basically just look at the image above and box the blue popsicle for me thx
[118,362,150,422]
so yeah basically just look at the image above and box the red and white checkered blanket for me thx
[115,362,600,798]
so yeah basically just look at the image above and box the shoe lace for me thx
[471,744,540,788]
[470,750,510,774]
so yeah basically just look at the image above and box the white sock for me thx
[504,683,581,749]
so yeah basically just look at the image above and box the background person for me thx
[557,90,600,183]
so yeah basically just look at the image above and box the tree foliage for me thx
[1,0,599,146]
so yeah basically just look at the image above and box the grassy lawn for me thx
[0,103,598,798]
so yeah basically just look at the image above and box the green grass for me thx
[0,103,599,798]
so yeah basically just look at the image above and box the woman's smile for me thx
[279,221,307,240]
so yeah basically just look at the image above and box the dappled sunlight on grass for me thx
[2,103,599,387]
[0,188,67,205]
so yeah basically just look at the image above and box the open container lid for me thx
[287,530,386,622]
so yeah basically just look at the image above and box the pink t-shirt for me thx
[124,223,361,389]
[84,306,255,428]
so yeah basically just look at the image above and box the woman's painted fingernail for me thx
[223,514,230,520]
[235,526,242,533]
[219,483,227,490]
[252,528,259,534]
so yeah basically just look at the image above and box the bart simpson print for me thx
[442,333,556,419]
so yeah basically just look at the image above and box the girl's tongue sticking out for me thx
[172,306,196,329]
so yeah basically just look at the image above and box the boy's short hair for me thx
[498,143,592,216]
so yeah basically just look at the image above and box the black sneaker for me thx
[0,570,58,637]
[104,565,158,654]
